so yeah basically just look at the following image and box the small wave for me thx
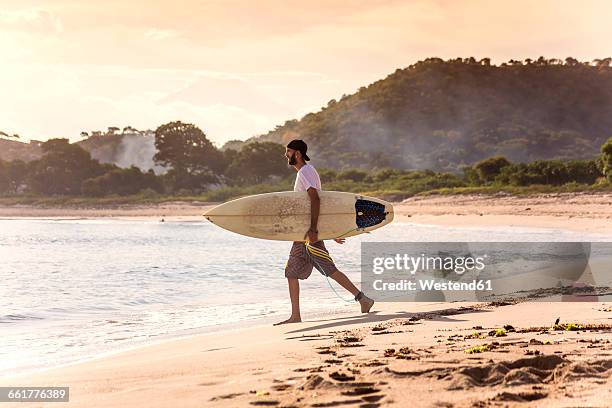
[0,313,44,323]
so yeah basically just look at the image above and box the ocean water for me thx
[0,218,609,377]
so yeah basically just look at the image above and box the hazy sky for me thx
[1,0,610,146]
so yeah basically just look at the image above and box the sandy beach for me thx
[1,192,612,233]
[396,192,612,235]
[2,192,612,407]
[1,301,611,407]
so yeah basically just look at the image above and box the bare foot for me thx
[274,316,302,326]
[359,295,375,313]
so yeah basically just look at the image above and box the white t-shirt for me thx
[294,164,321,192]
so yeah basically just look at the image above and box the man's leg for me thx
[306,241,375,313]
[274,278,302,325]
[277,242,312,326]
[328,269,359,296]
[328,269,375,313]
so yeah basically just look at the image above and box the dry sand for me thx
[395,192,612,234]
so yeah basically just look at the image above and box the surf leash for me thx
[323,274,356,303]
[306,235,361,304]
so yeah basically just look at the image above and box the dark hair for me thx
[286,139,310,161]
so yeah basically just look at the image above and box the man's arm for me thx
[306,187,320,242]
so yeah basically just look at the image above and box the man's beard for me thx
[288,152,297,165]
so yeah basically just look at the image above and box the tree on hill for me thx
[154,121,225,192]
[225,142,291,183]
[600,137,612,182]
[5,160,28,193]
[0,131,19,139]
[154,121,224,173]
[27,139,108,195]
[82,166,161,196]
[474,156,512,183]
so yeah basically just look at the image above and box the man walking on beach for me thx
[274,139,374,326]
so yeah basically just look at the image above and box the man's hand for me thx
[334,238,346,244]
[305,228,318,243]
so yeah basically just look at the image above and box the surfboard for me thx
[203,191,394,241]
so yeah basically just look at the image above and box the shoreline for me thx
[0,304,360,380]
[2,300,611,407]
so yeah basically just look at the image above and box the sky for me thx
[0,0,610,146]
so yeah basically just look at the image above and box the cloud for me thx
[144,28,181,40]
[158,74,285,115]
[0,8,63,34]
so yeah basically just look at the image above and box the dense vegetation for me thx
[234,57,612,171]
[0,123,293,197]
[0,119,611,202]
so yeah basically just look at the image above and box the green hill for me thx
[3,58,612,174]
[230,57,612,172]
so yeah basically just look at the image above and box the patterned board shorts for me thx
[284,240,339,280]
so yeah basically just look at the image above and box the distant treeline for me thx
[1,121,611,200]
[0,122,290,196]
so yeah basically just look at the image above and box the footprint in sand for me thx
[209,392,245,401]
[316,346,337,355]
[310,399,364,407]
[341,386,381,396]
[249,401,280,406]
[493,391,548,402]
[329,371,355,381]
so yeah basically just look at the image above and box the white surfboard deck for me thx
[203,191,394,241]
